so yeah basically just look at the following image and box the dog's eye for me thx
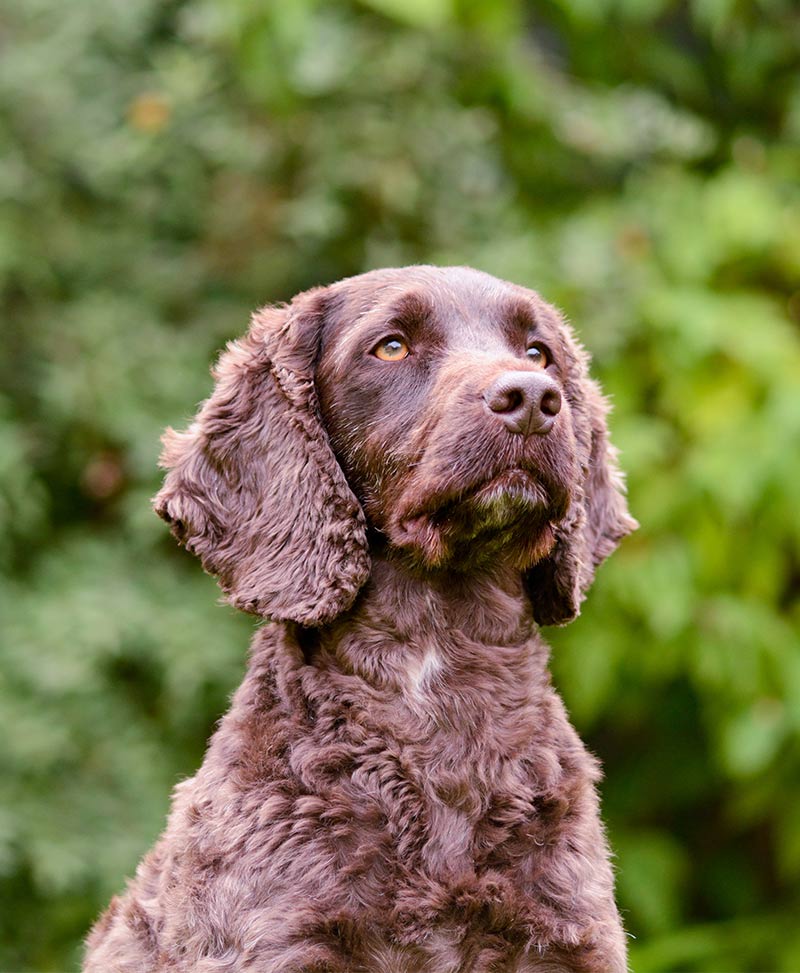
[373,336,410,362]
[526,344,549,368]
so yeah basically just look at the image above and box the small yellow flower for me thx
[128,92,171,133]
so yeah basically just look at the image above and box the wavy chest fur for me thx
[88,574,626,972]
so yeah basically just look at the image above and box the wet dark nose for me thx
[483,370,562,436]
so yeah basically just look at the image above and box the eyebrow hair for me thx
[501,297,539,338]
[503,297,538,328]
[387,291,434,326]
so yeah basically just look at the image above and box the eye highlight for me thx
[372,336,410,362]
[526,343,549,368]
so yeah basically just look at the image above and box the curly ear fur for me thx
[526,331,637,627]
[153,290,370,625]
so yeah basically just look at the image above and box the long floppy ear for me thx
[526,349,637,627]
[153,289,370,625]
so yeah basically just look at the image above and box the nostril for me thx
[540,388,561,417]
[486,386,524,414]
[505,388,523,412]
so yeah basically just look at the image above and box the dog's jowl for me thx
[85,266,637,973]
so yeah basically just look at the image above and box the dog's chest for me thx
[355,925,551,973]
[325,723,537,869]
[224,640,620,969]
[315,731,550,907]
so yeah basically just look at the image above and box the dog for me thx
[85,265,636,972]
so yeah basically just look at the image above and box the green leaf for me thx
[357,0,455,28]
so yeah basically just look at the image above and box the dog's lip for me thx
[471,468,540,497]
[398,466,546,524]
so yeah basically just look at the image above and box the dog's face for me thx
[316,267,579,572]
[154,266,636,628]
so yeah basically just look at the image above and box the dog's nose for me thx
[483,371,562,436]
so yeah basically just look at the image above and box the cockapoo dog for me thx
[85,266,636,973]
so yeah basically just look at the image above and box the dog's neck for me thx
[353,551,534,644]
[306,551,549,732]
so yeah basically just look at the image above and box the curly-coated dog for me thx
[85,266,636,973]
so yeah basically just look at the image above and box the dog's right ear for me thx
[525,309,637,627]
[153,289,370,626]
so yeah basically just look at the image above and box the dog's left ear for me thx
[526,343,637,627]
[153,288,370,625]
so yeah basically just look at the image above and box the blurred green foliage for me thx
[1,0,799,969]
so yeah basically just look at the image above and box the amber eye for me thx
[526,343,549,368]
[373,336,410,361]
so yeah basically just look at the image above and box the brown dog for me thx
[85,266,636,972]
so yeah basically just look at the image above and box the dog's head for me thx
[154,266,636,627]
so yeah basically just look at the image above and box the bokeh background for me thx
[1,0,799,970]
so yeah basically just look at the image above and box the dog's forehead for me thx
[325,265,556,353]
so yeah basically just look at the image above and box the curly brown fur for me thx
[85,266,637,973]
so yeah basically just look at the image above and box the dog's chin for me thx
[388,469,563,571]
